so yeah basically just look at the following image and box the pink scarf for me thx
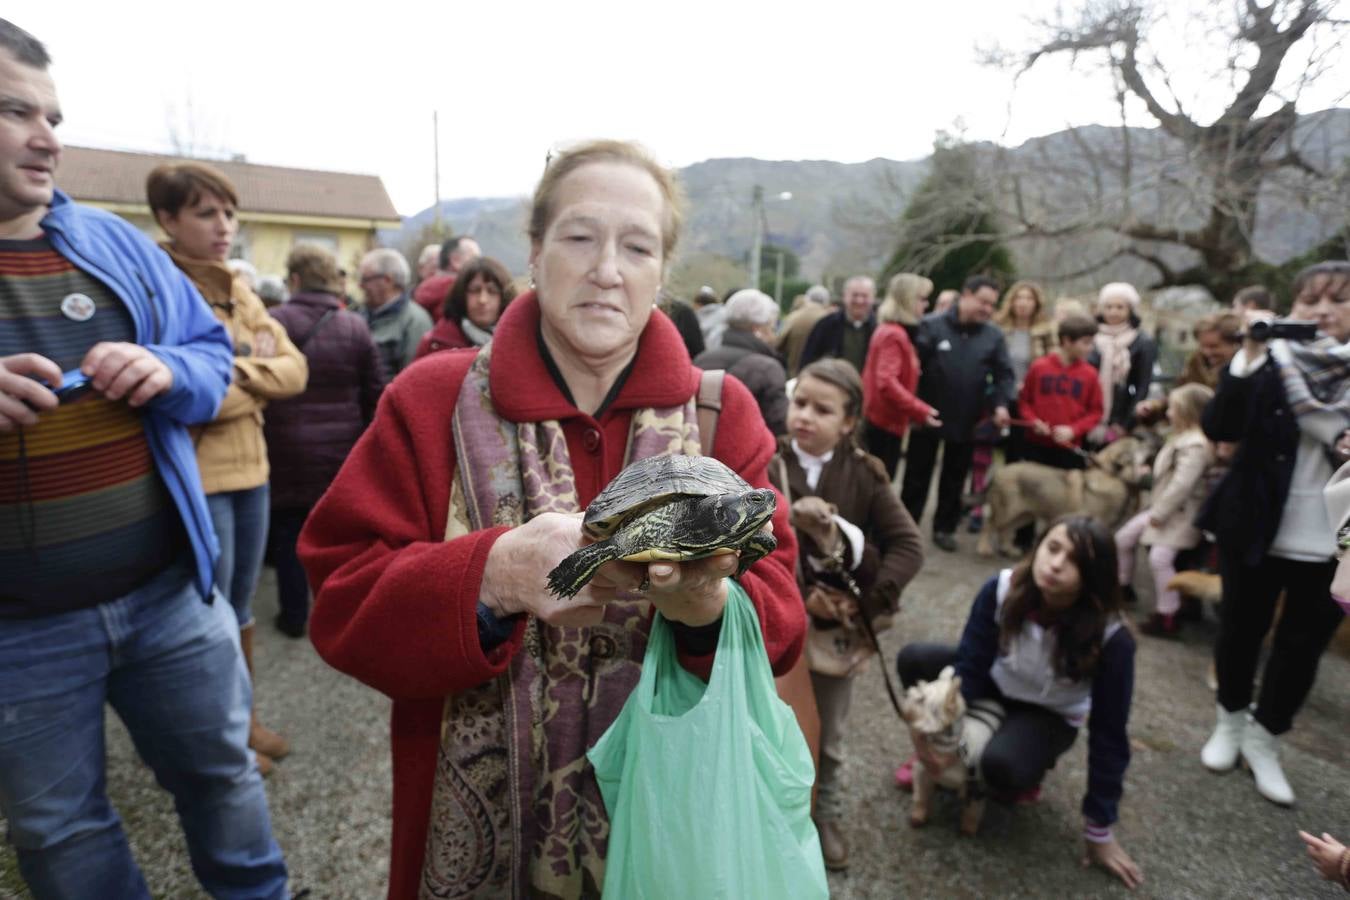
[1094,322,1138,425]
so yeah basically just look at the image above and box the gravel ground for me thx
[3,528,1348,899]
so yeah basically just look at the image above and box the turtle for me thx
[546,454,778,598]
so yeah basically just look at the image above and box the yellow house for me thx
[56,146,401,284]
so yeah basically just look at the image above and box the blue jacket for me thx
[41,190,232,600]
[956,574,1135,827]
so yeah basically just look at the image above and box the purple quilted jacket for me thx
[266,292,387,510]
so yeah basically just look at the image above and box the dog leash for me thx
[1006,418,1103,470]
[816,547,905,719]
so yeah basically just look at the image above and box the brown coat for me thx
[1143,429,1214,549]
[165,246,308,494]
[771,436,924,619]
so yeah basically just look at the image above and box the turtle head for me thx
[698,488,776,542]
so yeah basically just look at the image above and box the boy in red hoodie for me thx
[1019,314,1104,469]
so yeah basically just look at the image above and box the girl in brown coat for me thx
[770,358,924,871]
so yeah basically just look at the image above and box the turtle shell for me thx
[582,454,753,539]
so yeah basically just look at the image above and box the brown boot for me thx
[239,625,291,761]
[815,819,849,871]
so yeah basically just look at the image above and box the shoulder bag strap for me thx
[696,369,725,455]
[296,308,338,351]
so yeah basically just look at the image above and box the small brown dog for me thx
[976,436,1154,558]
[899,666,1005,836]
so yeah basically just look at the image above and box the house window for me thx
[294,232,340,254]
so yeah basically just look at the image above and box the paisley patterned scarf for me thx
[419,342,702,900]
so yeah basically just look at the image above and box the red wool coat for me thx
[413,315,470,359]
[299,294,804,900]
[862,322,934,437]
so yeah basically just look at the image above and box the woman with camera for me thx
[1197,261,1350,806]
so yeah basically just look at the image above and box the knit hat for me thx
[1097,282,1141,310]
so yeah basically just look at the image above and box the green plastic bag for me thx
[588,580,828,899]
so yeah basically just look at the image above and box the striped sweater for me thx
[0,236,181,615]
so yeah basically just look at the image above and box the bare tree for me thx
[993,0,1350,299]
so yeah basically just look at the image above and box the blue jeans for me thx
[0,564,289,899]
[208,484,271,628]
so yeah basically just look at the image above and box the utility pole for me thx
[749,185,764,291]
[433,110,442,228]
[774,250,785,308]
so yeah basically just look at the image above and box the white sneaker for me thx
[1200,704,1245,772]
[1239,717,1295,806]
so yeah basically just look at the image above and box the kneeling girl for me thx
[896,515,1142,889]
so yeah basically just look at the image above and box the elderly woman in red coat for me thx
[299,140,804,900]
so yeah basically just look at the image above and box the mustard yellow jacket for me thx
[165,246,308,494]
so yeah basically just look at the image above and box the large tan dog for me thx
[976,436,1154,558]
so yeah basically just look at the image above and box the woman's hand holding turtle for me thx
[1083,836,1143,890]
[636,555,734,627]
[480,512,611,628]
[480,512,738,629]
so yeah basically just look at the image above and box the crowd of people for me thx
[1,17,1348,900]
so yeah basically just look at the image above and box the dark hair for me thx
[797,358,863,421]
[0,19,50,68]
[999,515,1122,681]
[1292,261,1350,306]
[1057,313,1098,342]
[1193,311,1243,344]
[146,162,239,218]
[438,235,472,270]
[1231,284,1274,311]
[963,275,1001,296]
[443,256,516,325]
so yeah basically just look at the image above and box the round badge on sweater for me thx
[60,293,96,322]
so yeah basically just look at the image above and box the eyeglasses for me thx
[358,273,387,285]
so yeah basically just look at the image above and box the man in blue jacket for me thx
[0,20,289,898]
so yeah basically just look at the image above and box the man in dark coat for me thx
[694,289,788,435]
[901,275,1014,552]
[799,276,876,372]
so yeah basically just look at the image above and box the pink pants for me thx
[1115,510,1182,616]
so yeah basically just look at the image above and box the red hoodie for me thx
[1018,351,1104,446]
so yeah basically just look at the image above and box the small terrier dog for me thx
[899,666,1005,836]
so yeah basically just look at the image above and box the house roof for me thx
[57,146,401,222]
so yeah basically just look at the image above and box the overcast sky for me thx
[14,1,1347,216]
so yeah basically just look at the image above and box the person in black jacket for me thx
[693,289,788,435]
[1197,261,1350,808]
[901,276,1015,552]
[799,275,877,372]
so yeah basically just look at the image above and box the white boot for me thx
[1200,704,1245,772]
[1240,717,1295,806]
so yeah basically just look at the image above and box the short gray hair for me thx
[844,275,875,294]
[418,244,440,266]
[226,258,258,289]
[724,289,780,329]
[0,18,50,68]
[256,275,288,306]
[362,248,411,289]
[805,285,830,305]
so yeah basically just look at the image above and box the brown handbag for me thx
[696,370,821,773]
